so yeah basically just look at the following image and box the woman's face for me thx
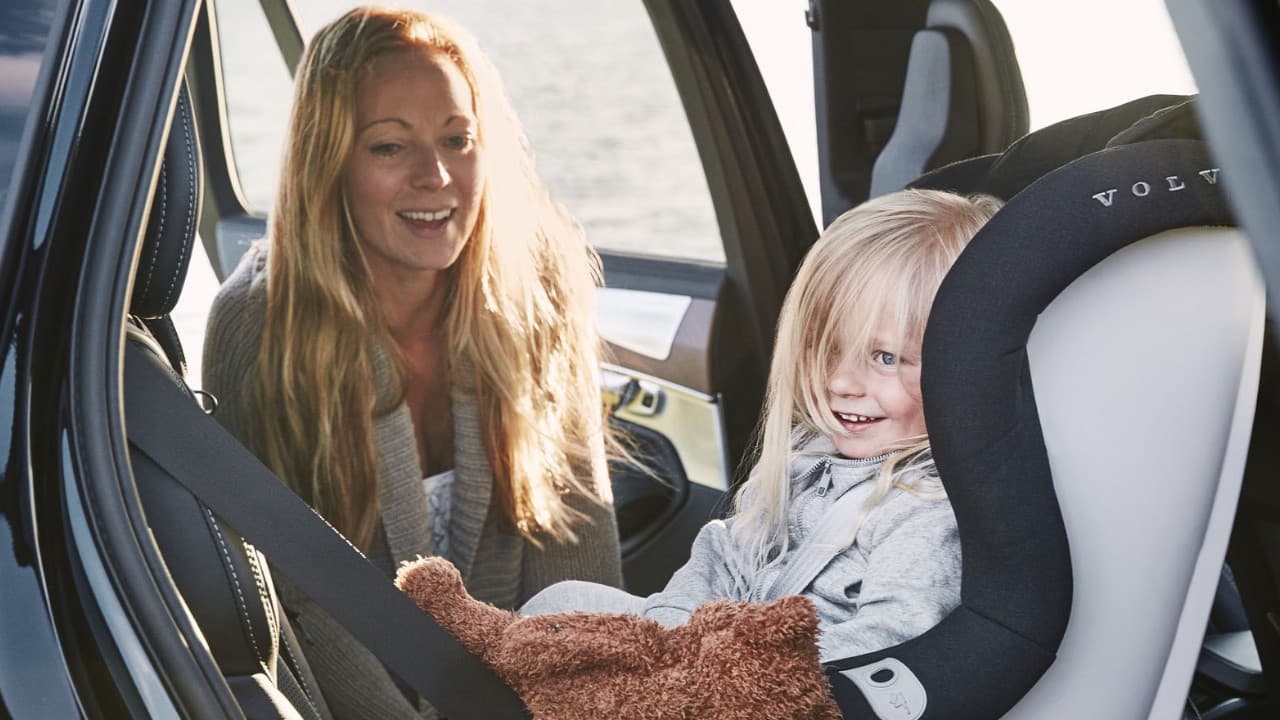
[344,47,484,285]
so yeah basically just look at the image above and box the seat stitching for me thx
[139,163,167,302]
[278,628,318,707]
[202,506,263,665]
[161,96,195,310]
[242,541,279,658]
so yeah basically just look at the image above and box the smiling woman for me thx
[199,7,625,718]
[345,48,484,288]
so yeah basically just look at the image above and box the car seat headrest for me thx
[1105,96,1201,147]
[913,93,1195,199]
[131,82,201,320]
[869,0,1029,197]
[826,138,1233,718]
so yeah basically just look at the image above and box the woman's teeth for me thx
[400,209,453,221]
[836,411,879,423]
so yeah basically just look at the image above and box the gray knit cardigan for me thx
[202,248,623,719]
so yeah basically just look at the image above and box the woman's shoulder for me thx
[203,244,269,387]
[212,244,269,310]
[208,246,268,332]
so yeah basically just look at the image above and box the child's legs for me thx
[520,580,647,617]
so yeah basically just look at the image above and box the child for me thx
[520,188,1003,662]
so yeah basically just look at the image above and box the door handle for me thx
[600,370,665,417]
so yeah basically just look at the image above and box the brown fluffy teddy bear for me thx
[395,556,841,720]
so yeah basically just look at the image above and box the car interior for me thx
[124,83,335,720]
[107,2,1277,720]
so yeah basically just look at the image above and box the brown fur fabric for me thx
[396,557,841,719]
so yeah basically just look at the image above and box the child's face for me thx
[825,321,927,459]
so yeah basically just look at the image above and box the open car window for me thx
[215,0,724,264]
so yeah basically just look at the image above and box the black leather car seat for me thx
[825,104,1264,719]
[125,83,334,720]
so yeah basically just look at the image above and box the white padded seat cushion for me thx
[1006,227,1264,718]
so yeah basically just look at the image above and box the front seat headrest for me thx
[131,82,202,320]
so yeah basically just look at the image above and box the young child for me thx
[520,188,1003,662]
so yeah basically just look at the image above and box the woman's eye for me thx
[444,134,474,151]
[873,351,897,367]
[370,142,401,157]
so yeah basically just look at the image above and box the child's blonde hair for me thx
[734,188,1003,573]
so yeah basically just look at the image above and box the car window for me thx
[991,0,1197,130]
[730,0,820,228]
[213,0,294,211]
[217,0,724,263]
[0,0,60,213]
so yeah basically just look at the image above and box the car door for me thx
[183,0,816,594]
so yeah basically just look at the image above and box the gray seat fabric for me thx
[1006,226,1264,718]
[869,0,1028,197]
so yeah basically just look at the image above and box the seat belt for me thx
[122,344,530,720]
[760,461,873,603]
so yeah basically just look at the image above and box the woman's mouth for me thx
[398,208,455,232]
[834,410,884,432]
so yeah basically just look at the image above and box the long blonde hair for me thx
[733,189,1002,572]
[249,6,608,550]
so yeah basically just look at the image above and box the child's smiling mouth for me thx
[834,410,884,431]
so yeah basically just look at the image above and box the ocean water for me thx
[216,0,722,261]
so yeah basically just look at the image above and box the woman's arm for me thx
[520,467,624,596]
[520,419,624,596]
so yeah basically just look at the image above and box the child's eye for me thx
[444,134,475,151]
[873,350,897,367]
[370,142,402,157]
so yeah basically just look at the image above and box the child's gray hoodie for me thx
[521,438,961,662]
[641,438,961,663]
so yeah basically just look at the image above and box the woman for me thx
[203,6,622,717]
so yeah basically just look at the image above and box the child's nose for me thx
[827,363,866,397]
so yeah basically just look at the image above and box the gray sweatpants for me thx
[520,581,667,621]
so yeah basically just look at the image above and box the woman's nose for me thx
[412,149,450,190]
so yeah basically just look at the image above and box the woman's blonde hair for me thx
[249,5,609,550]
[733,189,1002,572]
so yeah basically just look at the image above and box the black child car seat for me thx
[824,101,1264,719]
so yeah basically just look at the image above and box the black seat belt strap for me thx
[122,344,529,720]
